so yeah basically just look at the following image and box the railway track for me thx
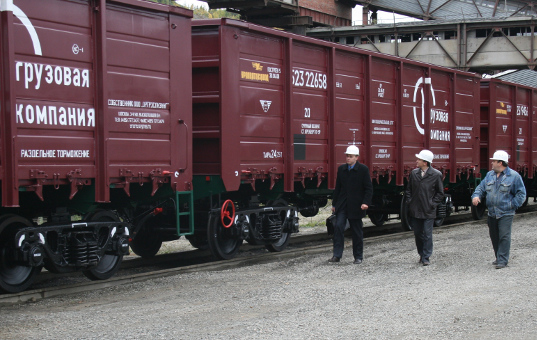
[2,206,536,305]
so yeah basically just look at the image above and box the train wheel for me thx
[82,211,123,281]
[207,214,241,260]
[400,199,412,231]
[265,233,291,252]
[265,199,291,252]
[368,212,388,227]
[130,214,163,258]
[0,215,42,293]
[433,217,445,228]
[471,202,486,220]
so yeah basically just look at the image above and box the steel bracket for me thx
[149,168,171,196]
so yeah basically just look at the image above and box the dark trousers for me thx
[410,217,434,261]
[487,215,513,265]
[333,209,363,260]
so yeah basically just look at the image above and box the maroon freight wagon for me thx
[191,19,481,235]
[477,78,537,218]
[0,0,192,293]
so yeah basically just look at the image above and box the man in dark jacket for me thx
[329,145,373,264]
[405,150,444,266]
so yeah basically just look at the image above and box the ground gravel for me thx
[1,213,536,340]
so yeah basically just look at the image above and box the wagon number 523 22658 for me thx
[292,69,327,90]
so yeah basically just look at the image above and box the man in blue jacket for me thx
[329,145,373,264]
[472,150,526,269]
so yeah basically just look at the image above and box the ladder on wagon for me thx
[176,191,194,236]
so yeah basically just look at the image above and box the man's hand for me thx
[472,197,481,206]
[332,206,335,213]
[361,204,368,210]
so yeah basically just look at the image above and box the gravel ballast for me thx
[1,213,536,339]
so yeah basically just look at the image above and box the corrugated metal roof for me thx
[356,0,537,20]
[494,69,537,88]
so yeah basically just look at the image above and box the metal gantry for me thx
[355,0,537,22]
[308,16,537,72]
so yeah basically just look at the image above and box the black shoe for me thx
[422,259,430,266]
[492,260,498,265]
[328,256,340,263]
[353,259,362,264]
[495,263,507,269]
[419,257,423,264]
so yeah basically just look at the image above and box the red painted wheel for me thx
[221,200,235,228]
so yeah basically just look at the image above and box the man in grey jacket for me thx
[405,150,444,266]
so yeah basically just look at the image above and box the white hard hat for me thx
[490,150,509,163]
[415,150,434,163]
[345,145,360,156]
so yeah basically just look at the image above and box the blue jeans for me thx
[333,210,363,260]
[410,217,434,261]
[487,215,513,265]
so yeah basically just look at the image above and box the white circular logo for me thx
[412,77,436,135]
[72,44,82,55]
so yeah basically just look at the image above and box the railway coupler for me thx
[11,222,130,271]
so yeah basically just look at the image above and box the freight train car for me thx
[475,79,537,219]
[0,0,192,293]
[188,19,481,239]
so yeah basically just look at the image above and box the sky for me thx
[174,0,416,25]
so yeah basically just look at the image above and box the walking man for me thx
[405,150,444,266]
[329,145,373,264]
[471,150,526,269]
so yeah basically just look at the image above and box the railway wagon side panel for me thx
[1,0,192,207]
[102,2,193,195]
[333,51,365,180]
[7,0,96,206]
[289,41,329,189]
[513,86,531,173]
[399,65,480,184]
[368,57,397,182]
[533,89,537,178]
[400,64,428,179]
[237,31,285,186]
[192,26,221,176]
[451,73,481,183]
[479,81,492,171]
[491,82,515,163]
[481,79,534,177]
[427,70,453,173]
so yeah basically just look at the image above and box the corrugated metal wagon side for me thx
[191,19,481,257]
[0,0,192,293]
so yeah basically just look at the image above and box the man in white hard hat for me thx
[404,150,444,266]
[329,145,373,264]
[471,150,526,269]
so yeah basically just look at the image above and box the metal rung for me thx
[175,191,194,236]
